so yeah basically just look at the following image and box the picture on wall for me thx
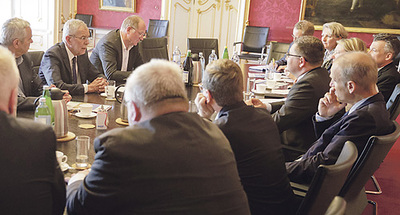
[300,0,400,34]
[100,0,135,13]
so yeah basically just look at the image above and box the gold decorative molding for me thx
[196,4,216,36]
[175,2,191,12]
[183,0,191,4]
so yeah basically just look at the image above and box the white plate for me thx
[61,163,70,172]
[75,112,97,118]
[100,92,107,97]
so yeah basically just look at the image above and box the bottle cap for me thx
[43,85,50,90]
[39,97,46,102]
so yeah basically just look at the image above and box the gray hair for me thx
[121,15,143,32]
[202,59,243,106]
[0,46,19,103]
[293,36,325,66]
[294,20,315,36]
[333,51,377,92]
[0,17,30,46]
[373,33,400,60]
[322,22,348,39]
[62,19,87,43]
[125,59,188,109]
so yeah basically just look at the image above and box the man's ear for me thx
[203,89,213,104]
[298,57,307,68]
[384,52,393,62]
[65,35,72,46]
[127,100,141,125]
[347,81,356,94]
[8,87,18,116]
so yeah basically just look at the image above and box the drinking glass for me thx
[76,136,90,169]
[106,80,116,100]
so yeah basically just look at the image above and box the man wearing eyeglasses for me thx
[247,36,331,161]
[90,15,145,85]
[39,19,107,95]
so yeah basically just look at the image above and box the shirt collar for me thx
[15,56,23,66]
[65,44,76,61]
[348,94,375,114]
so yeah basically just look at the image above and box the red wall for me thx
[248,0,375,46]
[77,0,162,28]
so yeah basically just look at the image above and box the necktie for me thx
[72,57,77,84]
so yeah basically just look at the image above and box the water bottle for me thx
[199,52,205,73]
[231,50,239,65]
[222,46,229,59]
[172,46,181,67]
[208,50,217,65]
[42,86,55,127]
[34,97,51,126]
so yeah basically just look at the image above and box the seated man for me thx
[368,33,400,102]
[66,59,250,214]
[195,59,296,215]
[90,15,145,85]
[248,36,331,161]
[274,20,315,72]
[1,17,71,110]
[0,46,66,214]
[286,52,394,184]
[39,19,107,95]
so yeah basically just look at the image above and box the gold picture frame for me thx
[100,0,135,13]
[300,0,400,34]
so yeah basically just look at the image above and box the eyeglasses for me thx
[285,52,308,62]
[70,35,90,41]
[132,27,147,37]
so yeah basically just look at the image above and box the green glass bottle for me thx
[42,86,55,127]
[34,98,51,126]
[222,46,229,59]
[183,50,193,86]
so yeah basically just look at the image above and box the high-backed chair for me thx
[187,38,219,65]
[292,141,358,215]
[386,83,400,120]
[27,51,44,75]
[339,121,400,215]
[265,41,291,64]
[138,37,169,63]
[233,26,269,61]
[147,19,169,38]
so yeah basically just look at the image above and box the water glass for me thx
[76,136,90,169]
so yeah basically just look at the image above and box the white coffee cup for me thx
[256,83,267,93]
[79,104,93,116]
[106,80,116,99]
[56,151,68,165]
[273,73,282,80]
[266,80,276,89]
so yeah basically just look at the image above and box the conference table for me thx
[17,86,200,177]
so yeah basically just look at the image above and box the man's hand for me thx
[62,91,72,103]
[277,65,287,73]
[88,77,107,93]
[194,93,214,119]
[245,98,267,109]
[318,88,346,117]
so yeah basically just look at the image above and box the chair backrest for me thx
[27,51,44,75]
[138,37,169,63]
[339,121,400,211]
[324,196,346,215]
[386,83,400,120]
[75,14,93,27]
[296,141,358,215]
[147,19,169,38]
[242,26,269,53]
[187,38,219,65]
[265,41,290,64]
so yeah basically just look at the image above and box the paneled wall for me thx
[77,0,162,28]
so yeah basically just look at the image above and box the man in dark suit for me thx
[39,19,107,95]
[0,46,66,215]
[0,17,71,110]
[195,59,296,215]
[286,52,394,184]
[90,15,145,85]
[66,59,250,215]
[248,36,331,161]
[369,33,400,102]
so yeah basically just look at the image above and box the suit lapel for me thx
[60,43,73,82]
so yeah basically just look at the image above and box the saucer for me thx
[100,92,107,97]
[75,112,97,118]
[60,163,70,172]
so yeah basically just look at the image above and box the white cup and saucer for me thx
[75,104,97,118]
[56,151,70,172]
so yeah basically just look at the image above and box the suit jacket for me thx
[286,93,394,183]
[90,29,144,85]
[66,112,250,215]
[377,62,400,103]
[17,53,43,111]
[271,67,330,158]
[39,42,104,95]
[0,111,66,215]
[215,102,296,215]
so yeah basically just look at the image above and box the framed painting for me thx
[300,0,400,34]
[100,0,135,13]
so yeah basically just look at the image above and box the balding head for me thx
[0,46,19,114]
